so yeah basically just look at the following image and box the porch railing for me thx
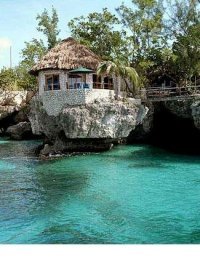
[93,82,113,89]
[140,85,200,101]
[67,82,91,89]
[44,82,113,91]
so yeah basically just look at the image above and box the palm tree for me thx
[97,60,140,99]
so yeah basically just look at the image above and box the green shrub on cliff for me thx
[0,67,18,91]
[0,66,37,91]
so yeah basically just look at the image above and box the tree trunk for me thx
[113,75,121,99]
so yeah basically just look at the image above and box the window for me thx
[45,74,60,90]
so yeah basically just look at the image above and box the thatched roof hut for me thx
[30,37,101,75]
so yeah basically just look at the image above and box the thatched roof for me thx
[30,37,101,75]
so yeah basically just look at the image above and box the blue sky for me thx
[0,0,132,69]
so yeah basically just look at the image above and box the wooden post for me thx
[101,76,104,89]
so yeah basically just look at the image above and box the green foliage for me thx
[17,39,47,90]
[21,39,47,67]
[0,67,18,91]
[166,0,200,39]
[115,0,200,86]
[1,7,61,91]
[117,0,165,62]
[18,7,60,90]
[172,23,200,84]
[0,66,37,91]
[15,64,38,90]
[97,60,140,96]
[68,8,128,60]
[36,7,60,50]
[2,2,200,92]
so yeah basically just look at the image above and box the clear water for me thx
[0,138,200,244]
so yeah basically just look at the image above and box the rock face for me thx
[127,102,154,142]
[29,97,147,155]
[130,99,200,140]
[0,91,35,135]
[6,122,33,140]
[164,100,193,119]
[164,99,200,130]
[0,91,32,120]
[190,101,200,130]
[127,98,200,154]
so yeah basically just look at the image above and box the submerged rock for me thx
[29,97,147,156]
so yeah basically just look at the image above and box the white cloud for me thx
[0,38,12,49]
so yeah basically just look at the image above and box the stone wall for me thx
[85,89,115,103]
[37,89,115,116]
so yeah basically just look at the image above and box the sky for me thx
[0,0,132,69]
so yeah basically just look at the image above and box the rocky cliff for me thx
[29,97,147,156]
[128,98,200,154]
[0,91,35,136]
[164,99,200,127]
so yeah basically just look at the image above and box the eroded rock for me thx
[29,97,147,155]
[6,121,33,140]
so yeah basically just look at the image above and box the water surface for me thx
[0,138,200,244]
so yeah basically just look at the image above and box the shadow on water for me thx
[37,223,108,244]
[33,163,90,210]
[101,145,200,168]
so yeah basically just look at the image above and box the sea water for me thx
[0,138,200,244]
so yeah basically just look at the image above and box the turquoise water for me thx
[0,138,200,244]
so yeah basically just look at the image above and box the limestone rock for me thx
[191,100,200,130]
[29,97,148,154]
[0,91,35,134]
[6,122,33,140]
[40,144,54,156]
[164,100,192,119]
[127,102,154,142]
[0,105,19,121]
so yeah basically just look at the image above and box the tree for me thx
[116,0,166,87]
[21,39,46,67]
[68,8,128,60]
[172,23,200,85]
[36,6,60,50]
[165,0,200,39]
[16,7,60,90]
[117,0,165,64]
[97,60,140,98]
[0,67,18,91]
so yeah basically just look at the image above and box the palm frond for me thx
[125,67,140,90]
[97,59,140,97]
